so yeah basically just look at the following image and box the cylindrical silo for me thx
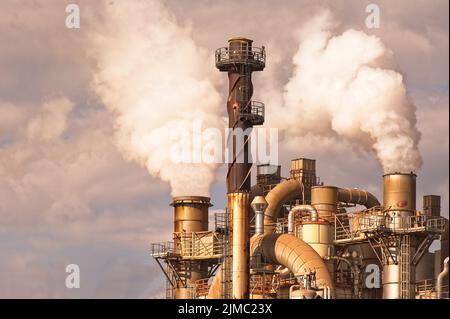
[383,173,416,229]
[171,196,211,299]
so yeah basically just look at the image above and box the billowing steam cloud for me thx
[90,0,223,196]
[278,11,422,173]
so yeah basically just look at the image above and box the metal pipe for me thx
[228,191,250,299]
[337,188,380,208]
[311,186,338,222]
[207,233,334,298]
[264,178,304,234]
[288,205,318,234]
[437,257,449,299]
[251,234,334,296]
[251,196,268,236]
[311,186,380,221]
[255,210,264,235]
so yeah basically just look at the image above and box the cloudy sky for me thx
[0,0,448,298]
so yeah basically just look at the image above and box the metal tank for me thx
[311,186,338,222]
[172,196,210,234]
[171,196,212,299]
[301,222,334,258]
[383,173,416,229]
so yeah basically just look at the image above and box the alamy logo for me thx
[365,4,381,29]
[65,4,80,29]
[169,120,279,165]
[65,264,80,289]
[365,264,381,288]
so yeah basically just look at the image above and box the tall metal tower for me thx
[215,37,266,193]
[215,37,266,299]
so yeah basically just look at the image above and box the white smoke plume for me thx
[89,0,223,196]
[278,11,422,173]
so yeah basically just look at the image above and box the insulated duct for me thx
[207,234,334,298]
[337,188,380,208]
[263,178,304,234]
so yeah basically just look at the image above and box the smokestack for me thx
[216,37,265,192]
[171,196,212,298]
[383,173,417,228]
[382,173,416,299]
[216,37,266,299]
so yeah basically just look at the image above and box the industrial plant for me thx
[150,38,449,299]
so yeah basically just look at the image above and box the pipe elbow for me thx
[264,179,304,234]
[251,234,334,295]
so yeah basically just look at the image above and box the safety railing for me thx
[175,231,224,259]
[215,46,266,67]
[150,241,175,258]
[239,100,265,125]
[250,274,275,295]
[415,279,449,299]
[334,209,448,243]
[215,211,229,232]
[385,215,447,234]
[276,273,297,288]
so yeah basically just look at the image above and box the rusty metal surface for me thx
[228,191,250,299]
[216,38,265,193]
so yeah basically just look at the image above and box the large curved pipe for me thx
[337,188,380,208]
[251,234,334,294]
[264,179,303,234]
[437,257,449,299]
[207,234,334,298]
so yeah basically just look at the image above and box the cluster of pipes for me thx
[165,37,449,299]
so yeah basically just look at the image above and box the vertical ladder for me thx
[165,264,175,299]
[220,210,232,299]
[400,235,411,299]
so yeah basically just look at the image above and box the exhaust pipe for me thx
[171,196,212,299]
[228,191,250,299]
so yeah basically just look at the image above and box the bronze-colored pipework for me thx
[172,196,211,234]
[228,191,250,299]
[337,188,380,208]
[311,186,338,222]
[206,234,334,299]
[311,186,380,222]
[263,178,304,234]
[171,196,212,299]
[255,233,334,294]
